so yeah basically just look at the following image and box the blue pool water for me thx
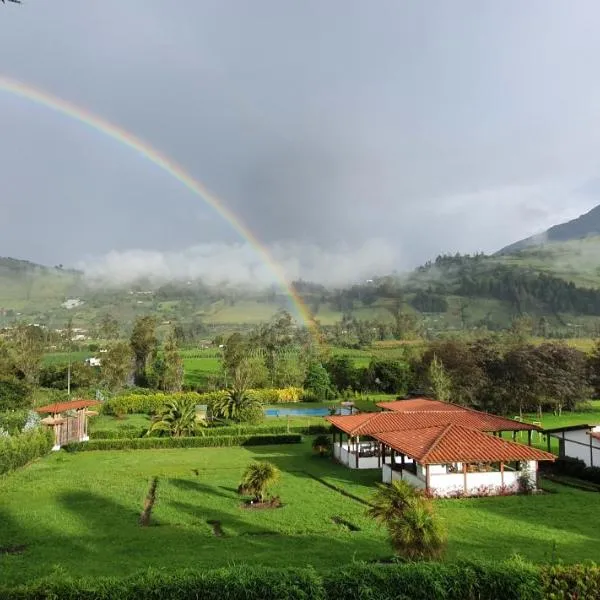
[264,407,353,417]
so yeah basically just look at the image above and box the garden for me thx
[2,437,600,588]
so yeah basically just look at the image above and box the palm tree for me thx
[367,481,446,561]
[387,498,446,561]
[238,461,280,502]
[367,480,420,524]
[147,398,202,437]
[212,387,262,423]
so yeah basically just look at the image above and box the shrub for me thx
[62,433,302,452]
[239,461,280,502]
[551,456,587,478]
[312,434,331,457]
[101,392,210,416]
[541,563,600,599]
[0,409,29,434]
[0,428,54,476]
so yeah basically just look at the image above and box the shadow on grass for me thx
[168,478,236,500]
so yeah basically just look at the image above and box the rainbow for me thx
[0,74,315,328]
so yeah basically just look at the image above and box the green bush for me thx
[0,409,29,434]
[0,428,54,476]
[541,563,600,599]
[101,392,211,416]
[550,457,600,485]
[63,433,302,452]
[0,561,567,600]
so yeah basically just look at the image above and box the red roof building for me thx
[37,399,100,449]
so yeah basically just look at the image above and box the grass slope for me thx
[1,440,600,585]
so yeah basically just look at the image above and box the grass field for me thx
[1,439,600,585]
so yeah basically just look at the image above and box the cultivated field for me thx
[1,438,600,586]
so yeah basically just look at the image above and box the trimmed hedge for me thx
[63,433,302,452]
[101,388,305,416]
[0,428,54,476]
[549,456,600,485]
[89,423,331,440]
[3,561,598,599]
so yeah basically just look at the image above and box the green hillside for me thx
[2,236,600,336]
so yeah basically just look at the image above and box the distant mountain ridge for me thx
[497,203,600,255]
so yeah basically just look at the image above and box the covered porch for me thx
[374,424,555,497]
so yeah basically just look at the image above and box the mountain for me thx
[498,204,600,255]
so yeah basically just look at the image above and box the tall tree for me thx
[427,354,452,402]
[11,324,44,385]
[101,341,133,392]
[130,316,158,385]
[160,331,184,392]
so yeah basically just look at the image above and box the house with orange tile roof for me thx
[325,397,554,496]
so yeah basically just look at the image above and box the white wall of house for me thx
[553,427,600,467]
[333,442,380,470]
[381,460,538,497]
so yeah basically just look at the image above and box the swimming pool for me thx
[264,406,353,417]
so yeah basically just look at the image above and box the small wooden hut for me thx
[36,399,100,450]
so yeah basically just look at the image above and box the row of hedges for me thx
[89,424,331,440]
[64,433,303,452]
[101,387,305,416]
[0,428,54,476]
[549,456,600,485]
[2,561,599,599]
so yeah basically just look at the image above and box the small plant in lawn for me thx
[238,461,280,503]
[312,434,331,457]
[139,477,158,527]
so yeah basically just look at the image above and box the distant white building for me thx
[85,357,102,367]
[545,425,600,468]
[62,298,84,310]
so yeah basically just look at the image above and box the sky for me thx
[1,0,600,285]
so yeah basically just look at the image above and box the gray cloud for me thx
[2,0,600,281]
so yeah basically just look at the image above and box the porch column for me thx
[547,434,551,453]
[378,443,381,468]
[527,430,532,447]
[500,462,504,486]
[512,432,517,441]
[425,464,430,492]
[355,436,359,469]
[463,463,468,494]
[591,435,594,467]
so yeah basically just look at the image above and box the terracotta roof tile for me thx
[326,409,536,436]
[377,398,463,412]
[36,399,100,414]
[373,424,555,464]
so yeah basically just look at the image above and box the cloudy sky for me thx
[1,1,600,284]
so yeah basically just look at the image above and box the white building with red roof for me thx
[325,397,555,497]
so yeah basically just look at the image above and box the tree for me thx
[160,331,184,392]
[147,398,202,437]
[303,362,335,401]
[589,340,600,399]
[368,481,445,561]
[130,316,158,385]
[325,356,360,393]
[312,434,331,457]
[427,354,452,402]
[273,348,306,388]
[238,461,280,502]
[101,341,133,392]
[11,324,44,385]
[212,388,264,424]
[365,359,412,395]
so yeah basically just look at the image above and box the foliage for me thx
[147,397,203,437]
[0,377,31,412]
[304,363,335,401]
[0,561,559,600]
[63,433,302,451]
[0,427,54,476]
[129,316,158,385]
[239,461,280,502]
[9,323,45,384]
[364,359,412,395]
[151,331,185,392]
[368,481,446,561]
[427,354,452,402]
[101,341,133,392]
[549,456,600,486]
[101,391,212,416]
[39,361,100,391]
[312,434,331,457]
[212,388,264,424]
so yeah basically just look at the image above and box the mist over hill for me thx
[498,203,600,255]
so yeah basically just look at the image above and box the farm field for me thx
[1,439,600,586]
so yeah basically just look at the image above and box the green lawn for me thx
[1,440,600,586]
